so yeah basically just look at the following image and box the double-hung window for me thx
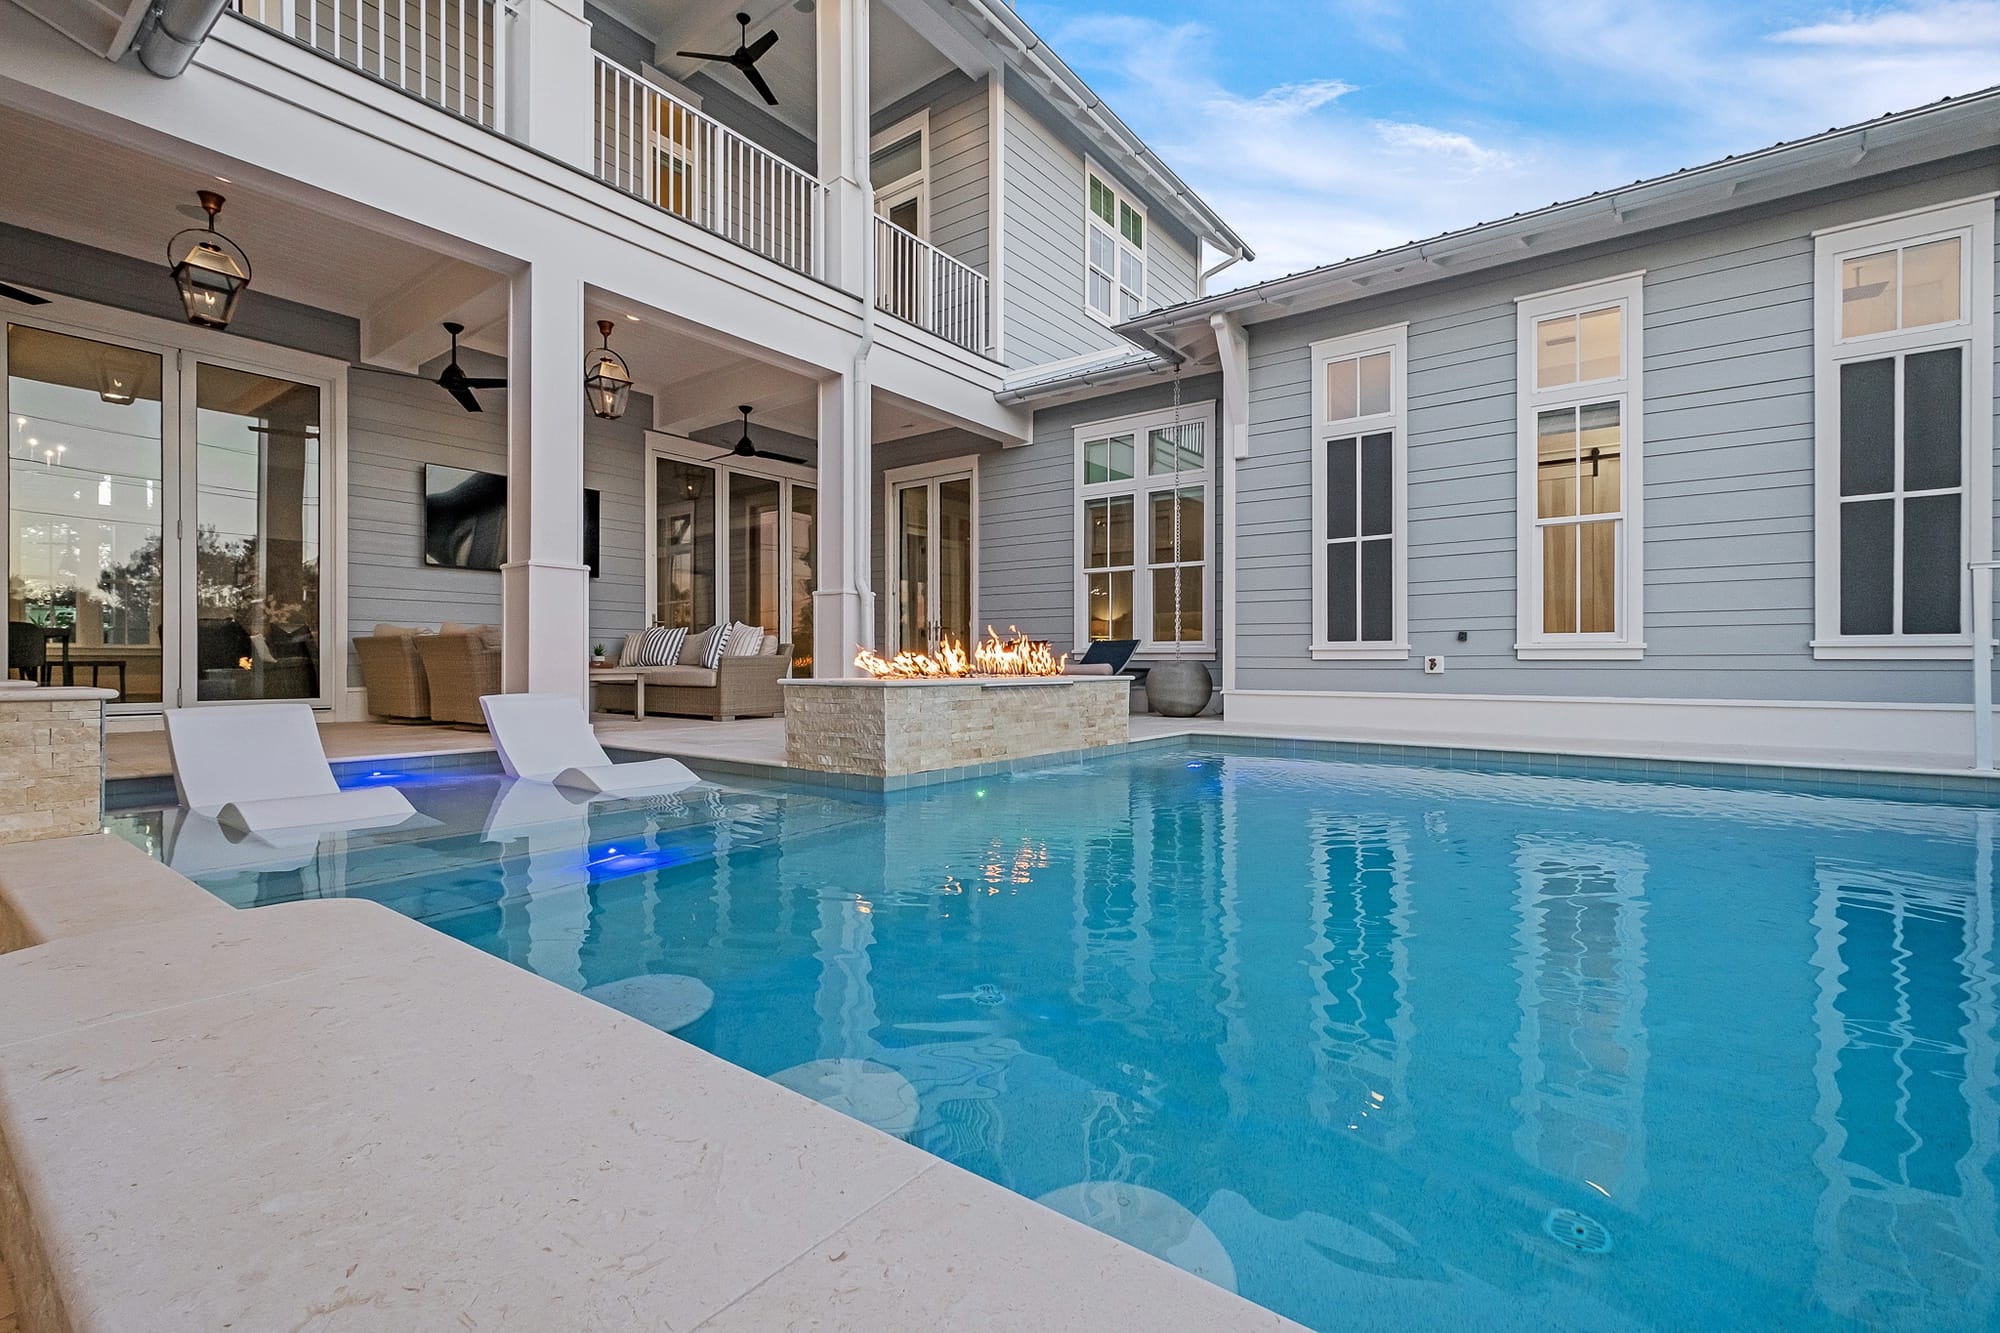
[1515,274,1645,660]
[1086,167,1146,323]
[1812,198,1995,658]
[1310,325,1409,659]
[1076,402,1215,653]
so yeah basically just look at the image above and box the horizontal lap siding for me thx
[1001,95,1117,370]
[1235,159,2000,706]
[344,368,647,682]
[925,79,989,278]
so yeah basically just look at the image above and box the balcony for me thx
[235,0,500,127]
[874,215,989,354]
[593,57,821,280]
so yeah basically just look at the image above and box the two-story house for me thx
[0,0,1248,721]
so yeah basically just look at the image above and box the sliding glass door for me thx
[5,319,335,710]
[887,464,975,655]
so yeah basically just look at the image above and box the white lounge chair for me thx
[479,693,702,795]
[162,702,418,835]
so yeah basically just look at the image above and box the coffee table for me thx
[588,668,647,719]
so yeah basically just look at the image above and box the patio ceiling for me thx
[595,0,958,141]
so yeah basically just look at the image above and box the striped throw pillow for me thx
[728,621,766,657]
[700,621,733,669]
[617,631,646,667]
[636,625,686,668]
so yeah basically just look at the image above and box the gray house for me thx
[989,88,2000,769]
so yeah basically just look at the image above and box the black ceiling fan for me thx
[0,280,51,306]
[678,12,781,106]
[718,405,806,465]
[436,321,505,413]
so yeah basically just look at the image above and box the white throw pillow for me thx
[728,622,766,656]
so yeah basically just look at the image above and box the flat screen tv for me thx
[422,465,600,577]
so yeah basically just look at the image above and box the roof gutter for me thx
[133,0,230,76]
[951,0,1252,263]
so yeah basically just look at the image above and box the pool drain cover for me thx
[1543,1209,1612,1254]
[971,984,1006,1006]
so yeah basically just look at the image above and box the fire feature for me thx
[854,627,1067,680]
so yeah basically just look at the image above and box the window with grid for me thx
[1076,403,1214,651]
[1086,169,1146,323]
[1813,199,1991,657]
[1515,275,1644,659]
[1310,326,1408,657]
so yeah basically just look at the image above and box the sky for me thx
[1015,0,2000,290]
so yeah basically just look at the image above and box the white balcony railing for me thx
[235,0,502,128]
[593,56,822,278]
[873,215,989,354]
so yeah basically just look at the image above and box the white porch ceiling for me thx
[596,0,956,140]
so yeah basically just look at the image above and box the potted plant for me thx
[591,642,607,667]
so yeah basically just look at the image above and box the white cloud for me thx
[1029,2,2000,293]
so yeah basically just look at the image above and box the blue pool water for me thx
[112,748,2000,1330]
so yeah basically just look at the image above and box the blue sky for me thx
[1017,0,2000,288]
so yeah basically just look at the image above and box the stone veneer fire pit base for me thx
[782,677,1131,778]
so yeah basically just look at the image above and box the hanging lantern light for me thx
[167,190,252,330]
[584,319,634,420]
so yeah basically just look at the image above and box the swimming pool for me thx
[111,746,2000,1330]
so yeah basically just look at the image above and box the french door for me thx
[886,462,975,655]
[4,312,339,712]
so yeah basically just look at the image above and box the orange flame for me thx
[854,626,1067,679]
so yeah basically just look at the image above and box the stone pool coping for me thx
[0,834,1302,1333]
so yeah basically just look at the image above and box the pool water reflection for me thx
[111,750,2000,1331]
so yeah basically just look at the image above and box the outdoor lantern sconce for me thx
[168,190,252,330]
[584,320,633,420]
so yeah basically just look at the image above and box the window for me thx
[1812,198,1995,659]
[1086,166,1145,323]
[1515,274,1645,660]
[1075,402,1215,653]
[1310,326,1408,659]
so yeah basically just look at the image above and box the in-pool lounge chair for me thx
[162,703,417,835]
[480,693,702,795]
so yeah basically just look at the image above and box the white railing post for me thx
[1974,561,1996,770]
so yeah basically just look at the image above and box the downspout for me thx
[133,0,230,77]
[1210,312,1249,699]
[1198,244,1245,300]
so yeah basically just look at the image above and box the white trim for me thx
[871,110,931,241]
[1309,323,1409,660]
[1082,159,1147,327]
[1221,688,1991,770]
[2,294,348,714]
[1514,272,1646,660]
[1071,399,1218,655]
[881,455,981,654]
[1811,196,1995,654]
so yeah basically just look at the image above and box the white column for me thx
[1975,561,1995,769]
[502,263,590,700]
[1211,313,1250,698]
[813,369,873,676]
[504,0,594,168]
[816,0,871,294]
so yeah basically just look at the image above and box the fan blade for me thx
[460,377,508,389]
[441,378,484,412]
[754,449,807,466]
[676,49,735,61]
[743,29,778,61]
[0,281,50,306]
[741,62,779,106]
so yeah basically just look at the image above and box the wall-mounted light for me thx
[168,190,252,330]
[584,319,633,420]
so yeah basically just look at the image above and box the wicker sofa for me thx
[414,629,503,726]
[351,627,431,721]
[595,638,791,721]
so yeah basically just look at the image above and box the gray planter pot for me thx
[1145,661,1213,718]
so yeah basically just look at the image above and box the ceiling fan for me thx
[718,405,807,465]
[678,12,781,106]
[436,321,505,413]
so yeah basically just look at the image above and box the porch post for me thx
[503,0,593,168]
[501,262,590,700]
[813,370,873,677]
[816,0,871,294]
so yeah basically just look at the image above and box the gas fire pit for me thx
[782,631,1129,779]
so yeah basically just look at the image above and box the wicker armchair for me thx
[415,631,502,726]
[352,632,431,720]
